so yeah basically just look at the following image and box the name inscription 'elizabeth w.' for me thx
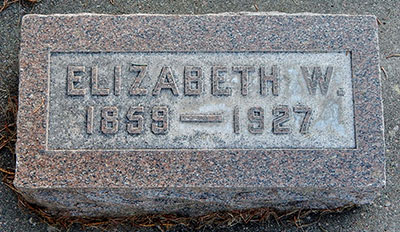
[66,64,334,136]
[67,64,333,97]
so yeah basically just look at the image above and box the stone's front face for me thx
[49,51,354,150]
[16,14,384,217]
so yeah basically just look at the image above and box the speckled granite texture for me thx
[15,13,384,217]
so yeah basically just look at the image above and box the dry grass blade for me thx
[0,0,18,13]
[386,54,400,59]
[0,167,14,175]
[31,97,45,114]
[380,66,388,80]
[253,4,259,12]
[319,224,329,232]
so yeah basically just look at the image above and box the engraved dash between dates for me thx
[179,113,224,123]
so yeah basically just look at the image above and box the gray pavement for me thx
[0,0,399,231]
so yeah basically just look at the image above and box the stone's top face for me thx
[16,14,384,189]
[48,51,354,150]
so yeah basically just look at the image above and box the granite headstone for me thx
[15,13,385,216]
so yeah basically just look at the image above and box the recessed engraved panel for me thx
[48,52,354,150]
